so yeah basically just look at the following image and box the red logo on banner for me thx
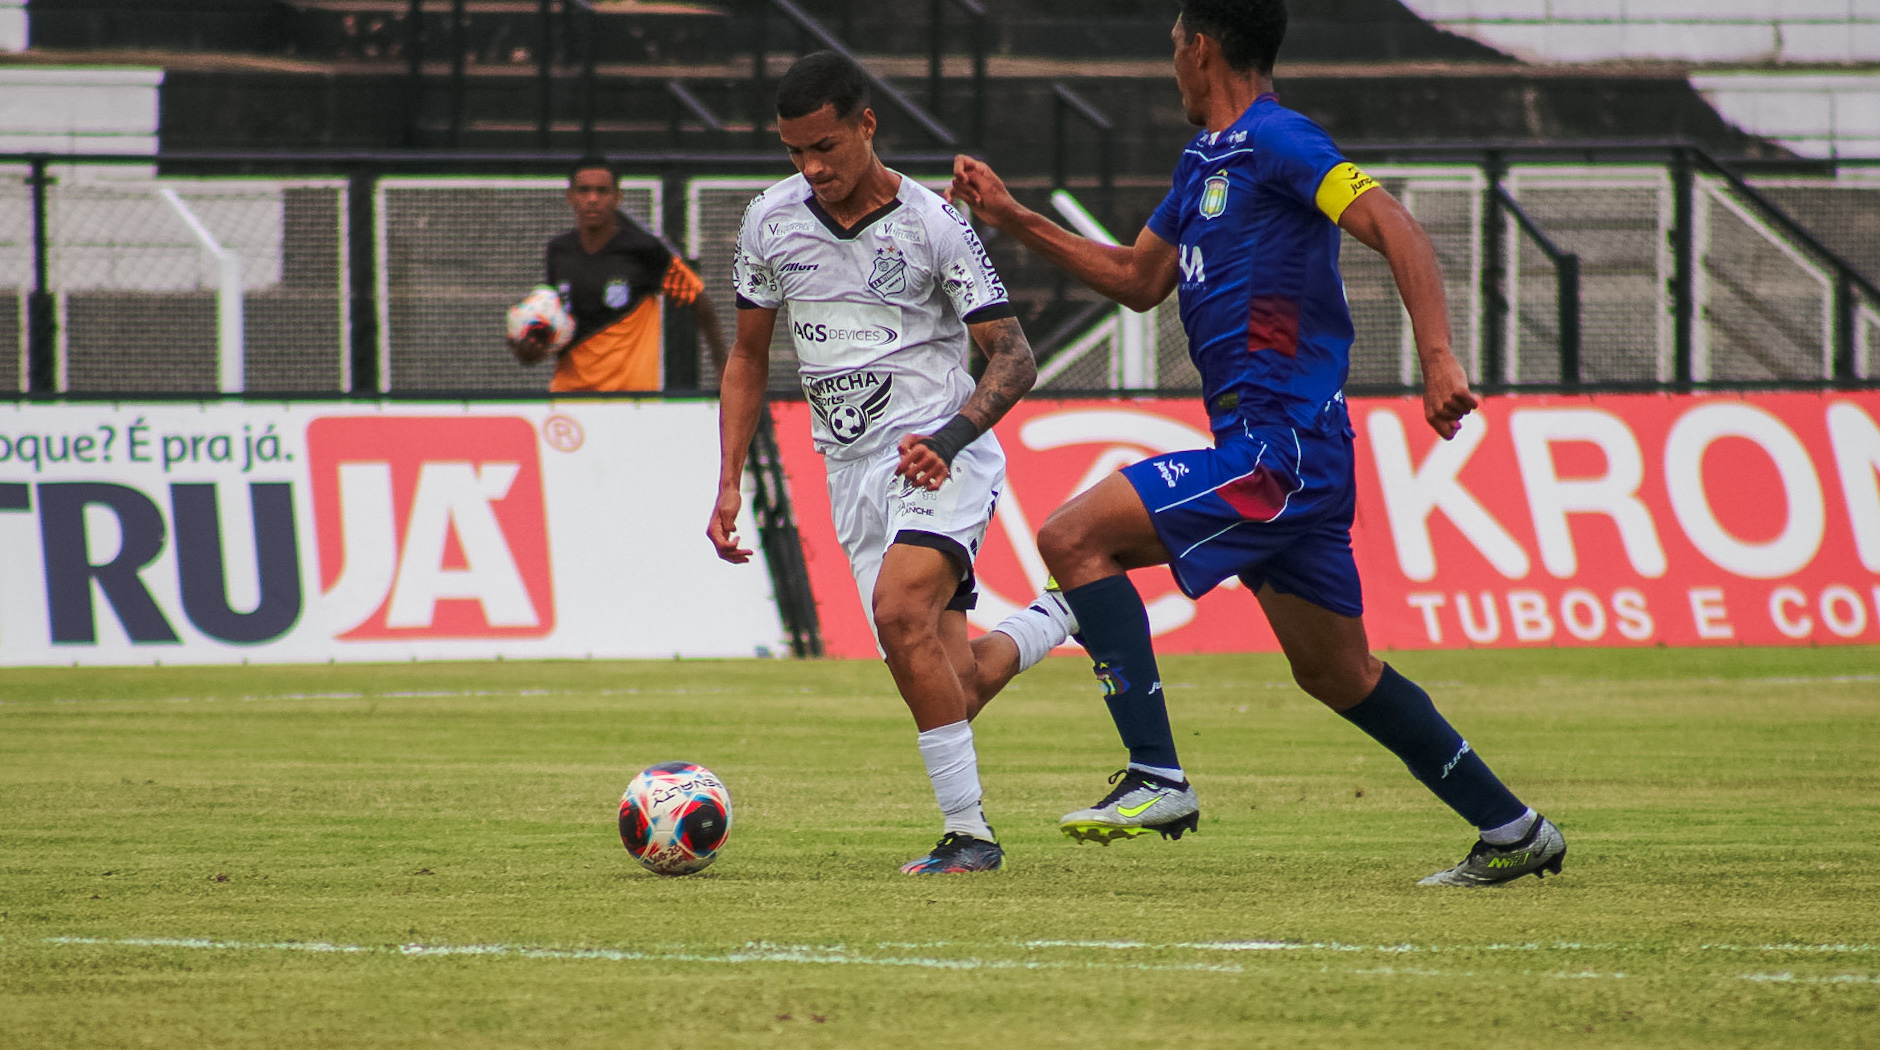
[774,391,1880,657]
[307,417,555,639]
[1353,392,1880,650]
[774,399,1282,658]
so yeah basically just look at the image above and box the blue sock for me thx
[1060,575,1180,770]
[1338,664,1527,831]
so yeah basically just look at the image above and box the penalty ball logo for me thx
[620,762,733,877]
[829,404,867,443]
[808,373,895,445]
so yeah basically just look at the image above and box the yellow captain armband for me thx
[1315,162,1379,224]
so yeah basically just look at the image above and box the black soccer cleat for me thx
[900,831,1005,874]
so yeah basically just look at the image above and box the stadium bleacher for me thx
[2,0,1878,397]
[1,1,1772,159]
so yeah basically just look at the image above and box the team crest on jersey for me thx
[1199,171,1230,219]
[807,371,895,445]
[604,278,630,309]
[868,245,909,297]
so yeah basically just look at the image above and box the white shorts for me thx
[824,430,1006,642]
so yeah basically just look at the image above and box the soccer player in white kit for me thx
[707,51,1077,874]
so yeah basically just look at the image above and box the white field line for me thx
[41,936,1880,984]
[1747,675,1879,685]
[1510,674,1879,690]
[1699,944,1880,953]
[10,686,796,707]
[10,673,1873,708]
[1025,939,1880,955]
[1740,972,1880,985]
[38,937,1245,976]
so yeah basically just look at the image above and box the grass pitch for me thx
[2,647,1877,1049]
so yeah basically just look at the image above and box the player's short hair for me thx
[1178,0,1288,74]
[568,154,622,186]
[776,50,872,122]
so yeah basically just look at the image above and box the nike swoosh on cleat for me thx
[1116,798,1160,817]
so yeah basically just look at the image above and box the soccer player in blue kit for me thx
[949,0,1566,885]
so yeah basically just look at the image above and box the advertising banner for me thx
[771,391,1880,658]
[0,401,785,665]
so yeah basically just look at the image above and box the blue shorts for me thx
[1121,423,1363,617]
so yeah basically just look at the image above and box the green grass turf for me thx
[2,647,1877,1048]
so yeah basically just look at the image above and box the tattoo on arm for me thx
[959,316,1037,432]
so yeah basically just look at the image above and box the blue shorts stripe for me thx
[1121,425,1363,617]
[1176,520,1249,562]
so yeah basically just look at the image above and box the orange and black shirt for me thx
[544,211,704,392]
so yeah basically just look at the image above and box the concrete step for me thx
[25,0,1508,65]
[787,0,1505,63]
[149,61,1781,177]
[26,0,295,52]
[282,0,736,66]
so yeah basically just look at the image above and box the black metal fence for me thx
[6,144,1880,403]
[1039,143,1880,396]
[396,0,990,156]
[1344,143,1880,391]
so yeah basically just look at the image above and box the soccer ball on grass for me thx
[618,761,732,876]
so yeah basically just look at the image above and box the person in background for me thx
[511,155,728,390]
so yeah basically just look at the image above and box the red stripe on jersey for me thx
[1246,294,1300,357]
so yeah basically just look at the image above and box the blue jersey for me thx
[1147,94,1378,441]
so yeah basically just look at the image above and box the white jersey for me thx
[733,172,1012,461]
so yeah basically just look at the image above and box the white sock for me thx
[917,720,992,840]
[1129,761,1187,785]
[1479,807,1538,846]
[992,590,1078,673]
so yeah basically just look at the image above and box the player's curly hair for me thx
[776,50,872,122]
[1178,0,1288,74]
[567,154,622,185]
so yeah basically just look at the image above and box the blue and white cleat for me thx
[900,831,1004,874]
